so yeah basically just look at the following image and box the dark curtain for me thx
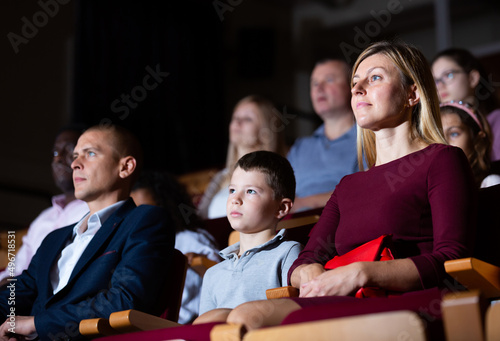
[73,0,226,174]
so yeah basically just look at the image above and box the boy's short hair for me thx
[235,151,296,202]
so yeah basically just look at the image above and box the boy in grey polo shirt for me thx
[195,151,302,324]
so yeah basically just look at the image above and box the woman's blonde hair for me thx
[352,41,447,170]
[222,95,287,187]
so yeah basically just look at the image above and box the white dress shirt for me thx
[50,200,125,294]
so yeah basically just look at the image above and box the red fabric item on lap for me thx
[324,234,394,298]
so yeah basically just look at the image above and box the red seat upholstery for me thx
[281,287,444,340]
[94,322,222,341]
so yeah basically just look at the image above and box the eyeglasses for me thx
[434,70,465,86]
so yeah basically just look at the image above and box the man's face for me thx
[310,61,352,118]
[52,130,80,194]
[71,130,123,204]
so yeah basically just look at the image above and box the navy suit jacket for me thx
[0,199,175,341]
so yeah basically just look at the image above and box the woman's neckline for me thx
[368,143,440,171]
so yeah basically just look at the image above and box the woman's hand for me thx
[292,259,421,298]
[290,263,325,289]
[298,259,422,297]
[299,262,367,298]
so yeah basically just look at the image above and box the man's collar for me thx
[73,200,126,236]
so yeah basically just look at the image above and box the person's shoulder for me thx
[289,126,324,149]
[424,143,466,160]
[423,144,471,177]
[276,238,301,247]
[488,108,500,126]
[124,203,171,228]
[488,108,500,117]
[272,238,302,252]
[288,136,313,154]
[403,143,463,163]
[130,203,165,216]
[203,258,228,277]
[175,228,218,250]
[481,174,500,188]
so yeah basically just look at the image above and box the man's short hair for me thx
[235,151,296,202]
[85,124,143,180]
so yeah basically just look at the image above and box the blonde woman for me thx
[198,95,287,219]
[219,41,476,330]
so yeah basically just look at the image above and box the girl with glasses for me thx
[432,48,500,161]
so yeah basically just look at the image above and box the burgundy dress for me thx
[288,144,476,307]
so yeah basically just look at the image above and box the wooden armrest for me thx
[266,286,299,299]
[210,323,247,341]
[109,309,181,333]
[79,318,119,337]
[191,255,218,269]
[441,290,487,341]
[191,255,218,277]
[243,310,427,341]
[445,257,500,299]
[486,300,500,340]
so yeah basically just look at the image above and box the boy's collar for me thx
[219,229,286,260]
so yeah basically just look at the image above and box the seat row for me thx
[80,183,500,340]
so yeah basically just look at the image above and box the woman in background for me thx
[198,95,287,219]
[432,48,500,160]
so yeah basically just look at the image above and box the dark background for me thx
[2,0,500,229]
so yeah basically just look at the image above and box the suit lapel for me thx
[41,225,75,299]
[60,199,136,292]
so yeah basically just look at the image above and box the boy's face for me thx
[227,167,282,234]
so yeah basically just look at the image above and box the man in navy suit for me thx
[0,125,175,340]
